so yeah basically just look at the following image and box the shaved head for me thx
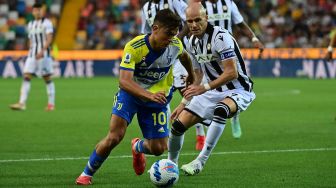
[185,2,208,37]
[186,2,207,18]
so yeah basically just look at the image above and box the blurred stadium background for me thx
[0,0,335,187]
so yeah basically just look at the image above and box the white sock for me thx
[46,81,55,105]
[197,121,226,165]
[195,123,205,136]
[231,114,239,123]
[168,131,184,165]
[19,80,31,104]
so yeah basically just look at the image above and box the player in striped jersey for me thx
[9,3,55,111]
[76,9,195,185]
[168,3,255,175]
[191,0,264,139]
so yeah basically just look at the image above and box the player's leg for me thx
[168,110,201,164]
[10,57,35,110]
[42,57,55,111]
[76,89,136,184]
[76,115,128,185]
[42,74,55,111]
[195,123,205,150]
[231,113,241,138]
[131,106,171,175]
[181,97,237,175]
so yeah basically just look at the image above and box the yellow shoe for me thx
[9,103,26,111]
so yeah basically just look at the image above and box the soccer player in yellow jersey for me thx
[76,9,194,185]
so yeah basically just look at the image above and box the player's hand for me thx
[253,40,264,58]
[182,84,206,99]
[171,103,184,121]
[150,91,167,104]
[36,51,44,60]
[185,75,194,86]
[325,52,333,61]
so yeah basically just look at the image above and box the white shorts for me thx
[185,89,256,120]
[23,57,54,76]
[173,60,188,89]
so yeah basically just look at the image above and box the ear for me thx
[152,24,159,32]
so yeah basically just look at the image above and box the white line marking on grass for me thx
[259,89,301,96]
[1,147,335,163]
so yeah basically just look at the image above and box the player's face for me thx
[186,10,208,37]
[152,25,179,48]
[32,7,43,19]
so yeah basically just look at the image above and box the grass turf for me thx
[0,77,335,187]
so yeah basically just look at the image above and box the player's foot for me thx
[231,117,241,139]
[131,138,146,175]
[196,135,205,151]
[75,174,92,185]
[181,159,204,176]
[45,104,55,111]
[9,103,26,111]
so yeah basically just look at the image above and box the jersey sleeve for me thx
[44,19,54,34]
[231,1,244,25]
[120,43,137,71]
[172,0,187,21]
[214,32,236,61]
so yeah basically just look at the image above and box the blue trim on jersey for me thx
[144,34,166,66]
[120,67,134,71]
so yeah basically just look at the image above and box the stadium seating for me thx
[1,0,335,50]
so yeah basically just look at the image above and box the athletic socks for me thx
[19,79,31,104]
[195,123,205,136]
[168,131,184,164]
[46,80,55,105]
[83,150,107,176]
[134,139,151,154]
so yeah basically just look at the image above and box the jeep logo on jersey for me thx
[124,53,131,64]
[136,69,168,80]
[208,13,230,21]
[195,54,213,64]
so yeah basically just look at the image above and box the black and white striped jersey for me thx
[186,24,253,92]
[141,0,187,34]
[27,18,53,57]
[201,0,243,33]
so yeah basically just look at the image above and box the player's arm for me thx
[231,1,264,57]
[119,70,166,104]
[178,50,195,85]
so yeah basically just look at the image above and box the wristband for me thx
[252,36,259,42]
[203,83,211,91]
[328,46,333,52]
[181,97,189,105]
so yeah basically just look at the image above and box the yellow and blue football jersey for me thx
[120,34,183,96]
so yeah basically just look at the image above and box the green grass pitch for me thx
[0,77,335,187]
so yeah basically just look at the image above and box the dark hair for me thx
[33,2,43,8]
[153,9,181,30]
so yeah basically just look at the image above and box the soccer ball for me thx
[149,159,179,187]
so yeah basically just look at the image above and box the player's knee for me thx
[106,132,124,148]
[171,119,187,136]
[213,102,231,124]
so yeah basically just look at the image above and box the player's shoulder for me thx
[170,36,183,48]
[126,35,146,50]
[213,26,230,38]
